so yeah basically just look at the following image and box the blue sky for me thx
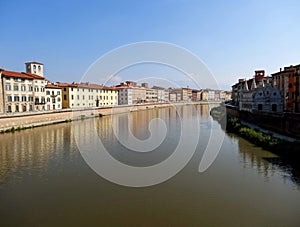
[1,0,300,90]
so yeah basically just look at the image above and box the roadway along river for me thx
[0,104,299,226]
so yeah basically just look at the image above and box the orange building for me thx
[272,64,300,112]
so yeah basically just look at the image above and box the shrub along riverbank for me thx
[210,106,300,159]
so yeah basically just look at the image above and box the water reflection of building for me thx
[195,104,210,119]
[237,137,275,178]
[0,123,72,186]
[236,135,300,185]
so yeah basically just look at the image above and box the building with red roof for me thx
[0,62,47,113]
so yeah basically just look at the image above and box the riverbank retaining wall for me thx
[225,105,300,138]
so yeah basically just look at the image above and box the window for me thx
[47,97,50,102]
[5,84,11,90]
[57,97,61,102]
[52,98,56,104]
[14,96,20,102]
[28,96,34,102]
[35,86,39,92]
[7,96,12,102]
[71,88,73,91]
[71,95,74,100]
[272,104,277,112]
[258,104,263,110]
[46,91,50,95]
[64,95,67,100]
[29,85,33,91]
[64,88,66,91]
[41,87,45,92]
[57,91,60,95]
[77,95,80,100]
[14,85,19,91]
[82,95,85,100]
[52,91,55,95]
[21,96,26,102]
[15,105,19,112]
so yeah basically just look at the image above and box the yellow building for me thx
[98,86,118,107]
[58,82,118,109]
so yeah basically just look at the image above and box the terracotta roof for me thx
[1,69,45,80]
[25,61,44,65]
[108,86,119,90]
[115,86,129,89]
[1,70,34,79]
[23,72,45,79]
[78,82,103,89]
[45,83,62,89]
[56,82,79,88]
[102,86,117,90]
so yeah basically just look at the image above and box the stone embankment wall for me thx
[225,105,300,138]
[0,102,218,133]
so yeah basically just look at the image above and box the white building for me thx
[45,83,62,110]
[0,62,46,113]
[153,86,169,103]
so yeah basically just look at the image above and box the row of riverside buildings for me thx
[231,64,300,113]
[0,62,231,114]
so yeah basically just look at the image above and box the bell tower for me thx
[25,62,44,77]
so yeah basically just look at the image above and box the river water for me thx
[0,104,299,226]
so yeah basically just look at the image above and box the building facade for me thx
[0,62,46,113]
[272,64,300,112]
[192,89,201,101]
[45,83,62,110]
[117,81,146,105]
[168,88,192,102]
[153,86,169,103]
[236,78,283,113]
[59,82,118,109]
[98,86,118,107]
[145,88,158,103]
